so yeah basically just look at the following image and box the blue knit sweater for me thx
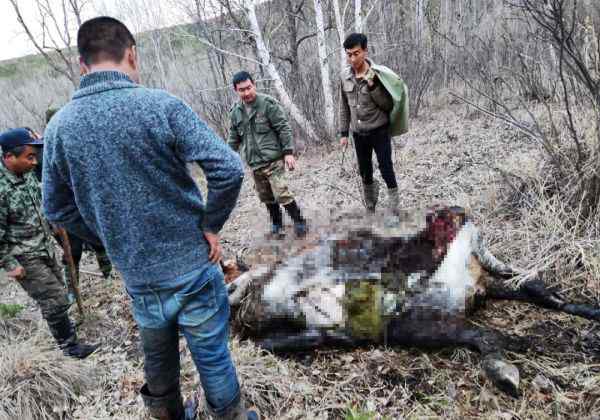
[42,71,244,292]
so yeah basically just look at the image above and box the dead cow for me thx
[226,207,600,396]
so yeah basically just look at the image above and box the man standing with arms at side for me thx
[0,128,98,359]
[228,71,307,238]
[42,17,258,420]
[339,33,408,213]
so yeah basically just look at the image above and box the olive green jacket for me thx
[228,94,294,170]
[371,63,409,137]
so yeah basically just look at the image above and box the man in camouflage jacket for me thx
[0,128,98,359]
[228,71,307,237]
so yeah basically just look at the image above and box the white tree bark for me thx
[245,0,319,142]
[355,0,362,32]
[313,0,336,138]
[415,0,427,49]
[333,0,348,71]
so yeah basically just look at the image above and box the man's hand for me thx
[365,67,377,88]
[284,154,296,171]
[7,266,26,281]
[340,137,349,147]
[203,232,222,264]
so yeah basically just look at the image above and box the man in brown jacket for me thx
[339,33,398,213]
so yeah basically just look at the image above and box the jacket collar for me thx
[73,71,138,100]
[343,58,377,80]
[0,161,25,185]
[234,93,264,118]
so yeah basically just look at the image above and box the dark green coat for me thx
[228,94,294,169]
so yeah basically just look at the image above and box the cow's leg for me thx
[487,275,600,322]
[386,320,520,396]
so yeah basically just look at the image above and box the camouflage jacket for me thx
[0,163,55,271]
[228,94,294,170]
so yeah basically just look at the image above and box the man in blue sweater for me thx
[42,17,257,420]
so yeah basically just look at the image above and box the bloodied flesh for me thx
[226,207,600,396]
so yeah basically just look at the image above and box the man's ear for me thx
[79,56,90,76]
[128,46,139,71]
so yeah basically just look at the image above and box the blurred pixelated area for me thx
[225,206,479,342]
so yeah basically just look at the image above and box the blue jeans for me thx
[128,263,241,416]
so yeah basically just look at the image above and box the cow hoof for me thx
[482,353,520,397]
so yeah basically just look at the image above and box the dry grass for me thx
[0,320,98,420]
[2,103,600,419]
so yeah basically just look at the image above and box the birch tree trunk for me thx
[245,0,319,142]
[355,0,362,32]
[334,0,348,71]
[313,0,336,138]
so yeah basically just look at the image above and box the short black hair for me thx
[77,17,136,66]
[2,145,27,158]
[343,33,368,50]
[232,71,254,89]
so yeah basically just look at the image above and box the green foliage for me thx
[0,303,24,319]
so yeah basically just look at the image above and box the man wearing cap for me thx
[0,128,99,359]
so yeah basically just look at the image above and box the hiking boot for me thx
[206,394,259,420]
[141,384,198,420]
[63,342,101,359]
[283,200,308,238]
[49,313,100,359]
[265,203,284,238]
[362,181,379,213]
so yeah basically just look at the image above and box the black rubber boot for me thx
[283,200,307,238]
[49,313,100,359]
[141,384,198,420]
[265,203,283,236]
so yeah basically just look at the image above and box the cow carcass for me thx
[225,207,600,396]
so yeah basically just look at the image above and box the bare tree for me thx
[244,0,318,142]
[8,0,84,87]
[313,0,336,138]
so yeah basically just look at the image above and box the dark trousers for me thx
[353,125,398,189]
[61,234,104,267]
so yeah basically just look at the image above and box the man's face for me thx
[345,45,368,71]
[3,145,39,176]
[235,79,257,104]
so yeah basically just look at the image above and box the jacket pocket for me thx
[254,115,271,134]
[343,80,357,105]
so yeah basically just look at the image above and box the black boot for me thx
[141,384,198,420]
[49,313,100,359]
[265,203,283,237]
[283,200,307,238]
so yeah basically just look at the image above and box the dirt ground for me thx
[1,104,600,419]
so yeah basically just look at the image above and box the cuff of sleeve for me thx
[339,131,349,138]
[199,218,220,235]
[282,150,294,156]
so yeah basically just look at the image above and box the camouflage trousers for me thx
[17,256,73,343]
[252,159,294,205]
